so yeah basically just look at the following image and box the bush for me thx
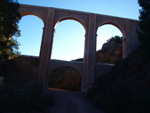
[107,36,122,44]
[87,48,150,113]
[0,83,54,113]
[87,83,150,113]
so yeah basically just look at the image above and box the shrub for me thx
[87,49,150,113]
[0,83,54,113]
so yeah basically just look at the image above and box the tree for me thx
[107,35,122,44]
[138,0,150,49]
[0,0,21,60]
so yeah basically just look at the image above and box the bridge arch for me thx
[20,11,46,26]
[49,66,82,78]
[48,60,84,78]
[96,21,126,59]
[48,66,82,91]
[52,18,86,61]
[54,17,87,33]
[97,21,125,38]
[18,13,45,57]
[47,60,84,91]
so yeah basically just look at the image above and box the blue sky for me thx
[17,0,140,61]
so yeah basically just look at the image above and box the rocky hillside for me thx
[72,36,123,64]
[96,36,122,64]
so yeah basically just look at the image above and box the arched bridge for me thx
[19,4,140,92]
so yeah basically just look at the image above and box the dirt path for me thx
[49,88,105,113]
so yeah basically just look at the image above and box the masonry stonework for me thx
[19,4,140,92]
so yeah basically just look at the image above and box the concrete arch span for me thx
[20,12,44,24]
[19,4,48,25]
[97,21,125,38]
[96,21,125,58]
[54,17,87,33]
[47,60,85,91]
[53,8,89,33]
[48,60,84,78]
[19,4,49,58]
[52,18,86,61]
[48,65,82,91]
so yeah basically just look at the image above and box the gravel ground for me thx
[49,88,105,113]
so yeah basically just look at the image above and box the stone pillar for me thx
[83,14,96,92]
[38,8,55,87]
[81,33,88,92]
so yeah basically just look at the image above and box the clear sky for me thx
[17,0,141,61]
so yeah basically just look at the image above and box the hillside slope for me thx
[88,47,150,113]
[96,36,122,64]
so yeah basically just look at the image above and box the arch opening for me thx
[17,15,44,57]
[51,20,85,62]
[21,12,45,24]
[54,17,87,32]
[96,24,123,64]
[48,66,82,91]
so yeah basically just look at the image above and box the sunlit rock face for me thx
[96,41,122,64]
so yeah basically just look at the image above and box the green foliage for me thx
[137,0,150,49]
[0,0,21,59]
[107,35,122,44]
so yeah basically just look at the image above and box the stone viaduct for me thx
[19,4,140,92]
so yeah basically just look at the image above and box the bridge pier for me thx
[82,14,97,92]
[38,8,55,86]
